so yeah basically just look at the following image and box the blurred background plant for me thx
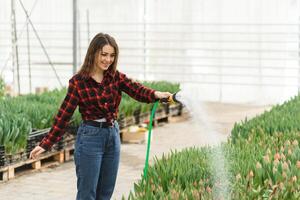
[0,76,5,99]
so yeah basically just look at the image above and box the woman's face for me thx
[95,44,115,72]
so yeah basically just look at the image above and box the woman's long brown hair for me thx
[78,33,119,78]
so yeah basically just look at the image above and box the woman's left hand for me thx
[154,91,172,99]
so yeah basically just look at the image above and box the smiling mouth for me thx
[101,63,110,67]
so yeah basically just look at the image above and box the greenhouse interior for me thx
[1,0,300,199]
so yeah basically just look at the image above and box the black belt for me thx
[83,120,114,128]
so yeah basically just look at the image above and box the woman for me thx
[29,33,171,200]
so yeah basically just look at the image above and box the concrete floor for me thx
[0,102,271,200]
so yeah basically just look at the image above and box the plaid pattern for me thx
[39,70,157,150]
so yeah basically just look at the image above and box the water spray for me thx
[143,88,230,199]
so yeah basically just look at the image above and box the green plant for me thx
[0,76,5,99]
[226,130,300,199]
[231,94,300,142]
[0,80,180,154]
[0,112,31,154]
[128,147,213,199]
[119,80,180,118]
[129,93,300,199]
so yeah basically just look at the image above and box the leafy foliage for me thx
[0,81,179,154]
[129,93,300,199]
[0,77,5,99]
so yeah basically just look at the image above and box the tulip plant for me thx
[225,129,300,199]
[128,148,213,199]
[129,93,300,199]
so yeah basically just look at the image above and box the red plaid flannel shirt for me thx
[39,70,157,150]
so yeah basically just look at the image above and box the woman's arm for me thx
[118,71,171,103]
[30,78,80,158]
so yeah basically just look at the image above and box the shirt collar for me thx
[104,69,115,79]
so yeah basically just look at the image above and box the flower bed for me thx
[129,94,300,199]
[129,148,213,199]
[226,130,300,199]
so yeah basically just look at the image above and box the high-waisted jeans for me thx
[74,121,120,200]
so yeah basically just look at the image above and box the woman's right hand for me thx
[29,146,46,159]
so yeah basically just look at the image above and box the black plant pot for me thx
[133,107,141,125]
[66,125,79,135]
[118,113,125,129]
[0,145,5,154]
[178,103,183,116]
[0,151,5,167]
[163,104,170,115]
[55,136,64,151]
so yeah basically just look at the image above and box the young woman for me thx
[29,33,171,200]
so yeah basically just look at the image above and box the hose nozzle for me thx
[160,91,182,104]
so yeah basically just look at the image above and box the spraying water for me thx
[176,84,231,199]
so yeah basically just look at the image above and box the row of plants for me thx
[128,94,300,199]
[0,88,77,155]
[228,94,300,198]
[119,81,180,117]
[225,129,300,199]
[127,148,214,199]
[231,95,300,141]
[0,80,180,155]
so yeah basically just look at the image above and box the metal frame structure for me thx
[0,1,299,103]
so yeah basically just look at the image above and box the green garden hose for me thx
[143,101,159,181]
[142,92,181,181]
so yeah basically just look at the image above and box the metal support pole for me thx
[11,0,20,95]
[143,0,147,80]
[86,9,90,45]
[10,1,16,92]
[26,20,32,93]
[78,10,81,67]
[298,17,300,92]
[73,0,78,75]
[18,0,63,87]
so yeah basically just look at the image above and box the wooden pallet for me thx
[154,116,169,126]
[121,138,145,144]
[64,145,75,161]
[0,104,188,181]
[155,108,167,119]
[0,150,64,182]
[120,130,144,144]
[169,104,183,116]
[139,112,150,124]
[123,116,135,128]
[168,108,190,123]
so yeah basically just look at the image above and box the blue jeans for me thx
[74,121,120,200]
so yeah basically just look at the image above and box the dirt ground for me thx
[0,102,271,200]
